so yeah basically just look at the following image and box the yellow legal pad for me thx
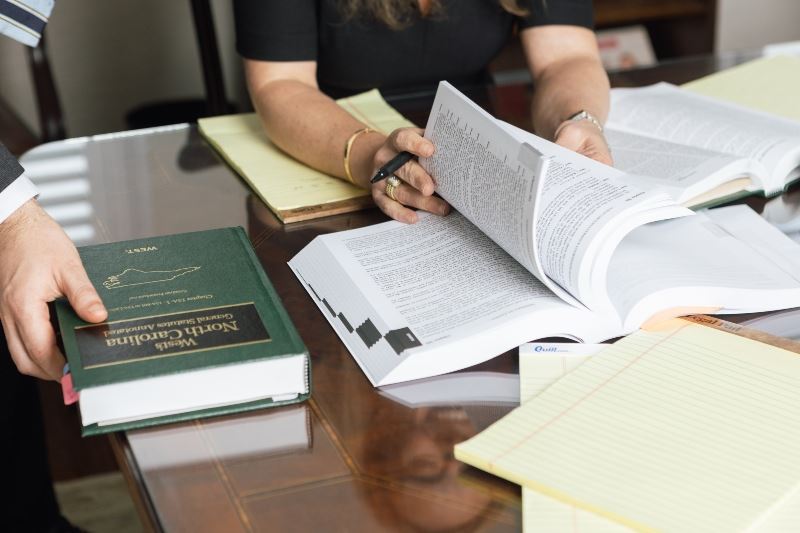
[198,90,415,223]
[683,55,800,121]
[457,318,800,532]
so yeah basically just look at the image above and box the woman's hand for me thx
[521,25,612,166]
[553,120,613,166]
[369,128,450,224]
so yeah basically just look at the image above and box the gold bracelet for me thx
[343,127,376,185]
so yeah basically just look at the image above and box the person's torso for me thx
[316,0,516,98]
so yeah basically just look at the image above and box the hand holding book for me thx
[57,227,310,435]
[367,127,449,224]
[0,200,107,381]
[552,110,613,166]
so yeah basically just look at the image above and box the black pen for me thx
[370,151,414,183]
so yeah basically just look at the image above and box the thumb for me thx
[61,265,108,323]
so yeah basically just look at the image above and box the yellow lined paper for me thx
[198,90,414,223]
[519,343,603,404]
[518,343,629,532]
[683,55,800,121]
[459,319,800,532]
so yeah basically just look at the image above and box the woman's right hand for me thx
[369,128,450,224]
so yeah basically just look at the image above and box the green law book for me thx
[56,227,310,436]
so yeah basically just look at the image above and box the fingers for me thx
[393,160,436,195]
[61,263,108,323]
[380,128,437,195]
[554,121,613,166]
[583,144,613,166]
[374,193,419,224]
[388,181,450,216]
[388,127,434,158]
[3,319,60,380]
[14,304,65,380]
[373,127,451,222]
[373,180,451,224]
[0,203,103,382]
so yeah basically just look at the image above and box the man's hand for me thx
[0,200,107,381]
[554,120,613,166]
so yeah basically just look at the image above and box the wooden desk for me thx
[20,53,799,532]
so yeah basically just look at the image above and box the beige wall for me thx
[716,0,800,52]
[0,0,249,138]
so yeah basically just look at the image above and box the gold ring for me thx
[385,175,401,201]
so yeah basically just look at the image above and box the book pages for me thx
[198,90,414,222]
[422,82,690,308]
[606,206,800,329]
[456,319,800,532]
[608,83,800,195]
[604,128,760,206]
[289,211,607,386]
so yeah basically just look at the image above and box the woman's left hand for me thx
[553,120,613,166]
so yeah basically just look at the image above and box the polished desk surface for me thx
[20,52,800,532]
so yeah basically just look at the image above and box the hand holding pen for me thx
[368,127,450,224]
[370,151,415,184]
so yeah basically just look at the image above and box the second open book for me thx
[607,81,800,208]
[289,81,800,386]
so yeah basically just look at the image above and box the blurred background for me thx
[1,0,800,147]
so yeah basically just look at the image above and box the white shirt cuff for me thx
[0,174,38,224]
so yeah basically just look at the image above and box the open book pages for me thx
[457,318,800,532]
[606,82,800,208]
[289,200,800,386]
[198,90,414,223]
[289,81,800,386]
[421,82,691,308]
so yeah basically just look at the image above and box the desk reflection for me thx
[20,125,250,245]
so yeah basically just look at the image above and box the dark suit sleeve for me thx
[0,142,24,194]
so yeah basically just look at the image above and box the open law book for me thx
[606,82,800,208]
[289,82,800,386]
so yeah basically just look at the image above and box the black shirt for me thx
[234,0,593,98]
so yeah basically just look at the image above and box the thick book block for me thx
[56,227,310,436]
[289,81,800,387]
